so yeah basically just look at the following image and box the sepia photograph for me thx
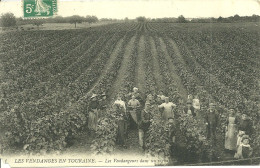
[0,0,259,167]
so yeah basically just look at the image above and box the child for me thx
[234,135,253,159]
[236,130,245,149]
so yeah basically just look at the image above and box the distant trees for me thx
[53,16,67,23]
[217,16,223,22]
[85,15,99,24]
[124,17,129,22]
[176,15,187,23]
[69,15,84,28]
[0,13,16,27]
[233,14,240,22]
[216,14,260,23]
[1,12,260,28]
[152,18,177,23]
[136,16,146,22]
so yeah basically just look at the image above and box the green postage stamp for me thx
[24,0,57,18]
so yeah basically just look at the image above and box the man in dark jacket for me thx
[167,117,178,164]
[139,94,154,150]
[205,103,219,144]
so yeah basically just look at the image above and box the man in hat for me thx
[88,94,99,133]
[183,100,196,117]
[158,97,177,121]
[205,102,219,144]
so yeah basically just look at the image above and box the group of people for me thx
[225,110,253,159]
[86,87,254,160]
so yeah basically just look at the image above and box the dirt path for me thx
[109,35,136,101]
[135,35,146,94]
[148,36,166,90]
[159,37,188,99]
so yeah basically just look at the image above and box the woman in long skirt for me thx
[88,94,99,132]
[113,95,128,148]
[225,108,238,153]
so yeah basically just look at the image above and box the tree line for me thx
[0,13,100,28]
[137,15,260,23]
[1,13,260,29]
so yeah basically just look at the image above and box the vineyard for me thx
[0,22,259,165]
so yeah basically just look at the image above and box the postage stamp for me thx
[23,0,57,18]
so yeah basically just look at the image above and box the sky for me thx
[0,0,260,19]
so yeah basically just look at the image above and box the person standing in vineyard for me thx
[183,100,196,117]
[157,90,166,104]
[139,94,154,150]
[238,113,253,137]
[113,96,128,148]
[205,103,219,145]
[224,108,238,154]
[192,95,200,112]
[158,97,177,121]
[187,94,193,102]
[167,117,177,164]
[128,95,141,126]
[173,90,182,105]
[98,93,107,117]
[113,94,126,112]
[87,94,99,135]
[128,87,143,105]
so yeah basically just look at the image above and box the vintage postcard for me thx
[0,0,259,167]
